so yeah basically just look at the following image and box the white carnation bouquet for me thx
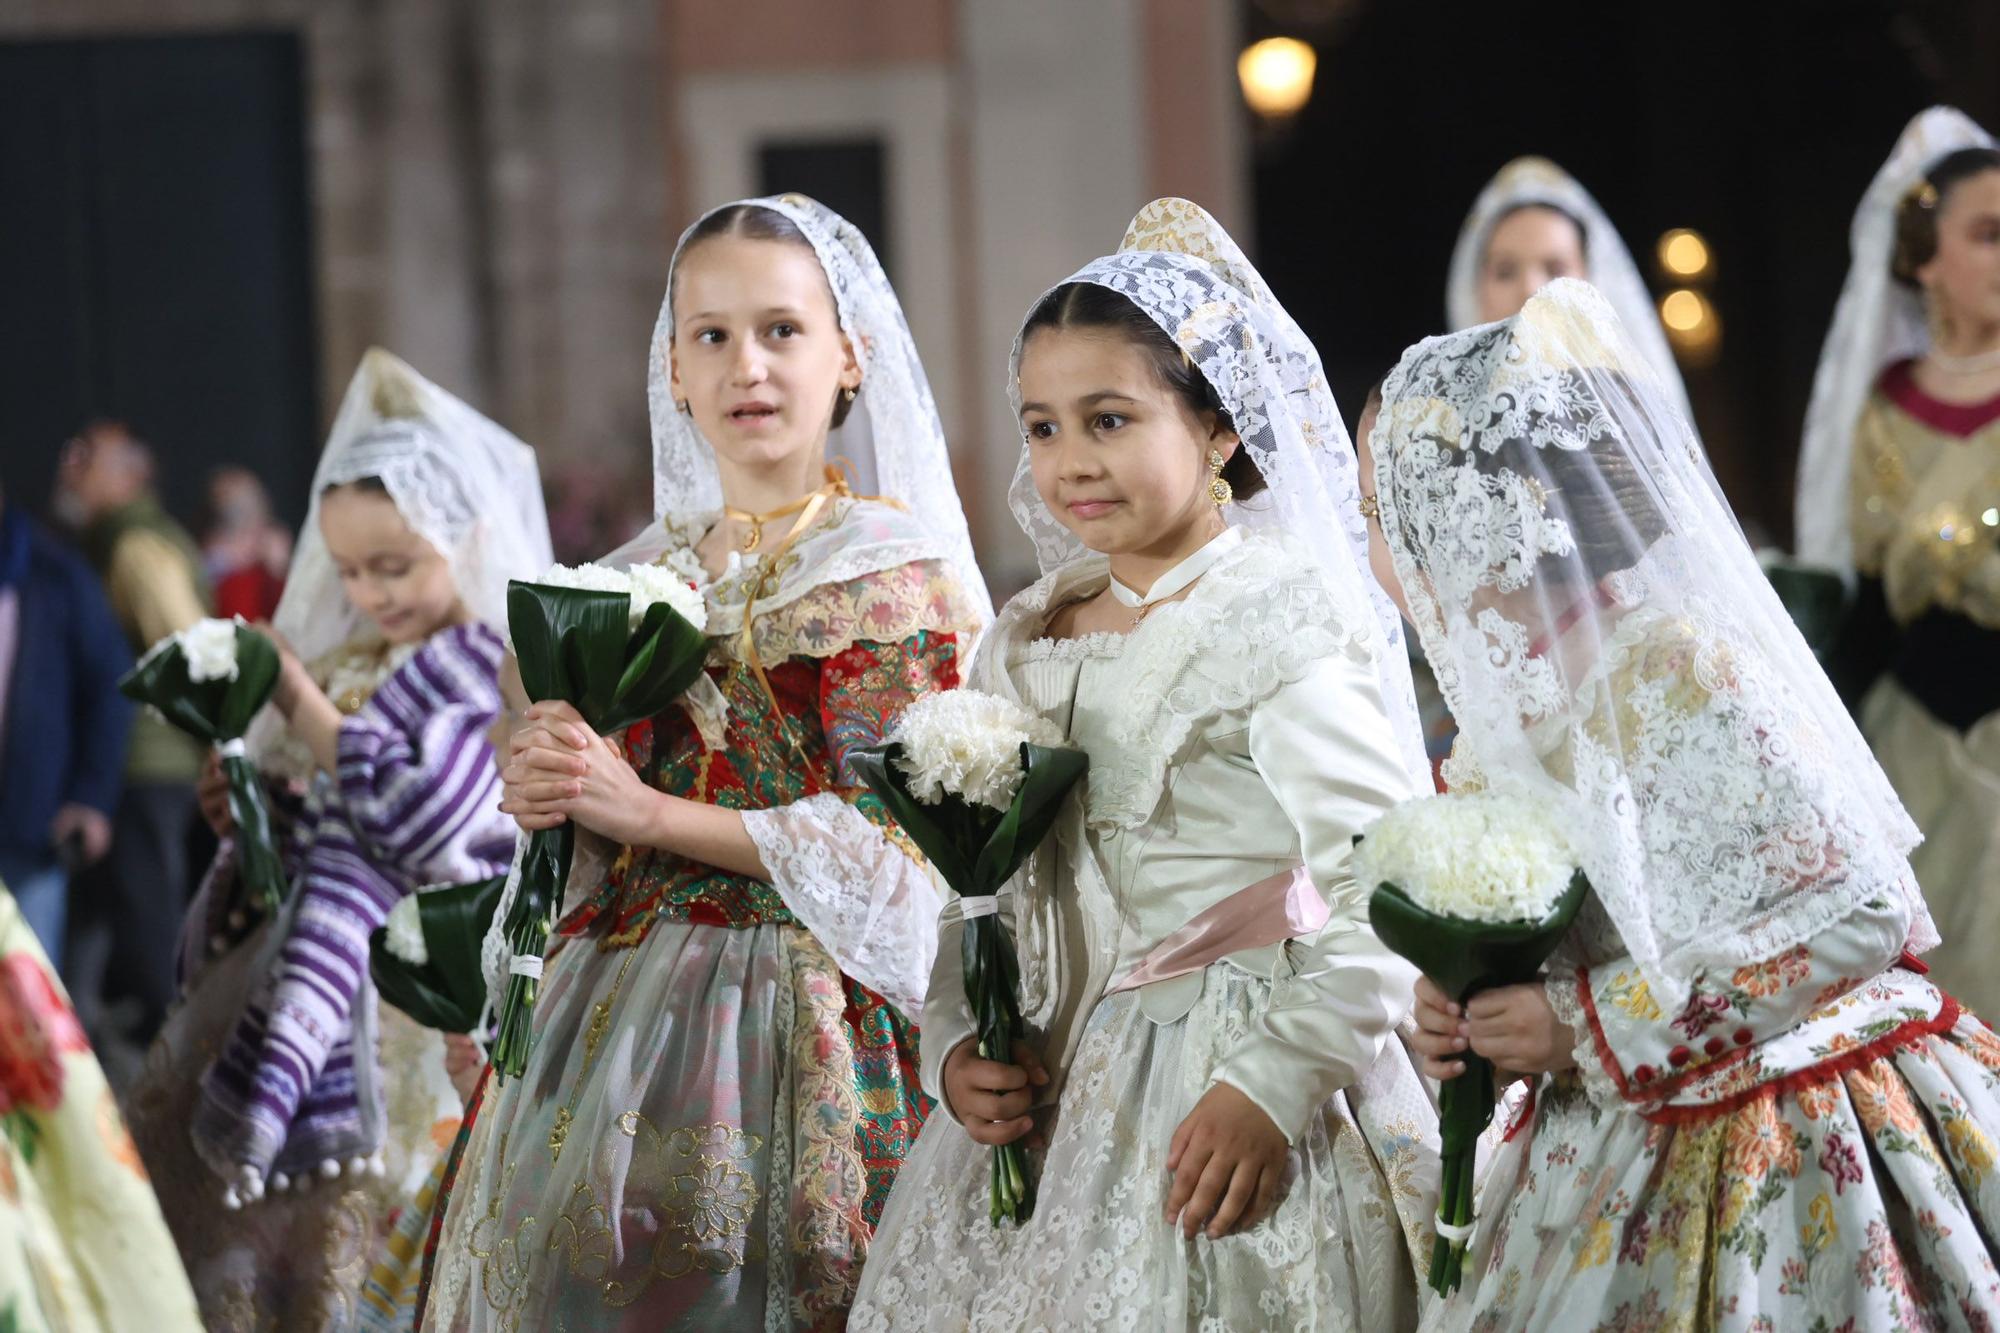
[889,691,1067,810]
[382,892,428,965]
[1356,789,1590,1296]
[370,875,509,1035]
[512,560,708,639]
[120,617,289,911]
[1352,790,1579,925]
[850,688,1087,1225]
[489,558,712,1078]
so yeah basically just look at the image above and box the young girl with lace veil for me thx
[1372,279,2000,1329]
[851,199,1441,1331]
[125,348,553,1330]
[1795,107,2000,1026]
[421,195,990,1330]
[1395,158,1705,784]
[1448,156,1693,422]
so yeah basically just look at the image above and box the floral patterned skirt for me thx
[0,887,201,1332]
[424,919,925,1332]
[1432,1010,2000,1332]
[853,969,1442,1333]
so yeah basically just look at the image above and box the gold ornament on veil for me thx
[1121,197,1280,316]
[365,348,428,420]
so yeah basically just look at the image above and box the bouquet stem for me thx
[966,909,1034,1226]
[1427,1050,1494,1295]
[219,750,287,913]
[489,823,571,1080]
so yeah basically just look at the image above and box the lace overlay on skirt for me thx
[428,920,903,1331]
[854,971,1437,1333]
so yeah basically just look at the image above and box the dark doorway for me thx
[758,138,893,280]
[0,30,318,529]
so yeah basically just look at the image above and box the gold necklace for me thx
[722,492,819,553]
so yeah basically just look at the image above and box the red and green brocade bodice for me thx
[555,549,971,953]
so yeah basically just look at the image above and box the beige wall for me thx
[2,0,1250,581]
[662,0,1247,590]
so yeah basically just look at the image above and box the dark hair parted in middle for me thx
[675,203,858,430]
[1020,282,1267,501]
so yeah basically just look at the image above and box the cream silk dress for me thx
[855,528,1442,1332]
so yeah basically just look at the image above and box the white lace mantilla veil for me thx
[1795,107,1995,576]
[611,193,992,623]
[246,347,552,766]
[1373,278,1933,1012]
[1002,197,1432,792]
[1447,157,1695,427]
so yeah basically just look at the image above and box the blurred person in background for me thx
[0,477,132,955]
[541,454,650,564]
[201,465,290,623]
[1798,107,2000,1024]
[53,420,209,1053]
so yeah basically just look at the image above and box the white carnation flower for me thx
[889,689,1066,811]
[625,560,708,633]
[529,561,630,596]
[528,561,708,634]
[383,891,427,965]
[1352,790,1577,924]
[177,617,243,683]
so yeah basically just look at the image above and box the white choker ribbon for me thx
[1107,526,1242,612]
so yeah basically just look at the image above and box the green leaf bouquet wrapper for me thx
[1367,866,1590,1295]
[118,622,287,913]
[490,579,710,1080]
[369,875,507,1034]
[849,739,1087,1225]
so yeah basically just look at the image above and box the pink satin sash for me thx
[1105,867,1328,995]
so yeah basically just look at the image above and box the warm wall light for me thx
[1660,289,1708,332]
[1238,38,1317,118]
[1660,288,1722,365]
[1658,229,1712,280]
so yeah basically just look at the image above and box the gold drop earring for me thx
[1207,450,1233,506]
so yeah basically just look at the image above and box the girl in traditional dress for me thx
[127,349,552,1330]
[1409,157,1702,783]
[1796,106,2000,1025]
[423,195,990,1330]
[0,881,201,1331]
[1374,278,2000,1330]
[852,199,1441,1332]
[1447,156,1692,422]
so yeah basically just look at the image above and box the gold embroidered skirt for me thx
[425,919,886,1331]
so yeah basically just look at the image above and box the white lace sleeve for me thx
[742,792,945,1018]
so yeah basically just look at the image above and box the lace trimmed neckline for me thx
[1015,632,1129,664]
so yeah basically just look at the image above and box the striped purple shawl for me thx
[193,622,513,1187]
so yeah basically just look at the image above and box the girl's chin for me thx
[709,427,822,469]
[1056,523,1138,557]
[374,613,442,645]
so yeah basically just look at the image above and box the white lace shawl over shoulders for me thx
[975,529,1379,830]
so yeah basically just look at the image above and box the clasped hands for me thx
[498,701,661,847]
